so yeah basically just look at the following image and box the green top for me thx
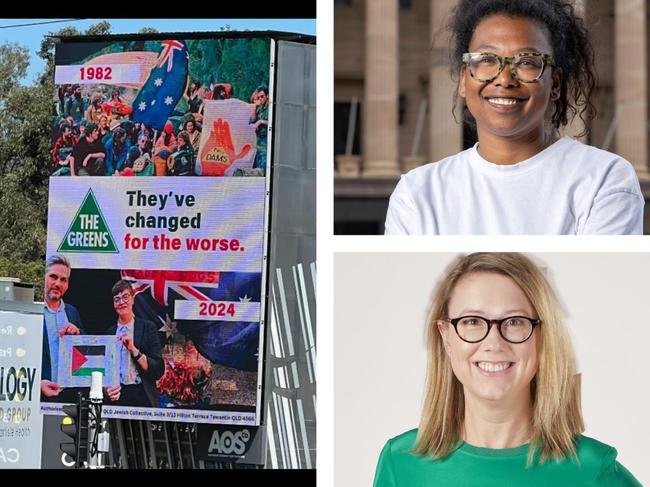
[373,429,642,487]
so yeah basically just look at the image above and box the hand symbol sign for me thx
[199,118,251,176]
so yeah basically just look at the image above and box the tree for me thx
[0,22,112,299]
[0,42,29,104]
[0,43,50,274]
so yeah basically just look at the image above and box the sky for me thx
[0,18,316,85]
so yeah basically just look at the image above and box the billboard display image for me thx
[42,34,274,426]
[50,37,270,178]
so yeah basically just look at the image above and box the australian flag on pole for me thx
[132,40,188,131]
[121,269,262,372]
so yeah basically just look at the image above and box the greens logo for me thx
[58,188,118,253]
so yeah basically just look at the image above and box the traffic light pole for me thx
[60,393,90,468]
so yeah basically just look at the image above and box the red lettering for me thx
[184,238,244,252]
[198,302,236,318]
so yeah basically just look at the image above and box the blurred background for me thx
[334,0,650,234]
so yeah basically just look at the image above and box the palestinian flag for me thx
[71,345,106,377]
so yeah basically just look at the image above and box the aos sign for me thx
[197,425,265,464]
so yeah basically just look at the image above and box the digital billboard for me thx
[42,34,272,425]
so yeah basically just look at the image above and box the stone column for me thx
[559,0,586,141]
[430,0,462,162]
[584,0,615,149]
[362,0,400,176]
[615,0,649,177]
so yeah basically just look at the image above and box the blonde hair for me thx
[415,252,584,464]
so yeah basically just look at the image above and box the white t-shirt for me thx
[385,137,644,234]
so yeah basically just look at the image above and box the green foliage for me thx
[186,38,270,101]
[0,51,50,265]
[0,22,113,294]
[85,21,111,36]
[0,256,44,301]
[0,42,29,101]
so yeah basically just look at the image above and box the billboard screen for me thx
[42,35,272,425]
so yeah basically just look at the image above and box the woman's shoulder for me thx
[574,434,618,465]
[574,435,641,486]
[576,434,613,451]
[384,428,419,451]
[555,138,641,196]
[134,316,158,329]
[561,137,635,170]
[396,149,473,198]
[573,434,608,454]
[374,430,420,487]
[381,429,419,465]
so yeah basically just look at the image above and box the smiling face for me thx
[459,15,560,141]
[439,271,539,404]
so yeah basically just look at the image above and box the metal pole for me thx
[138,420,150,469]
[146,422,158,469]
[186,425,196,469]
[126,420,140,469]
[173,423,185,469]
[163,422,176,469]
[114,419,129,469]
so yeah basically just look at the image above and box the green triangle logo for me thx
[58,188,119,253]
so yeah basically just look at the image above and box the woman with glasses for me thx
[384,0,643,234]
[373,253,641,486]
[103,279,164,407]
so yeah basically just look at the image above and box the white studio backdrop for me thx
[334,252,650,487]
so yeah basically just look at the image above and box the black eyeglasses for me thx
[462,52,555,83]
[113,293,133,304]
[445,316,541,343]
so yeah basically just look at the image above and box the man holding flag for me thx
[41,254,85,402]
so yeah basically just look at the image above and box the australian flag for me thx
[122,269,262,371]
[132,40,188,131]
